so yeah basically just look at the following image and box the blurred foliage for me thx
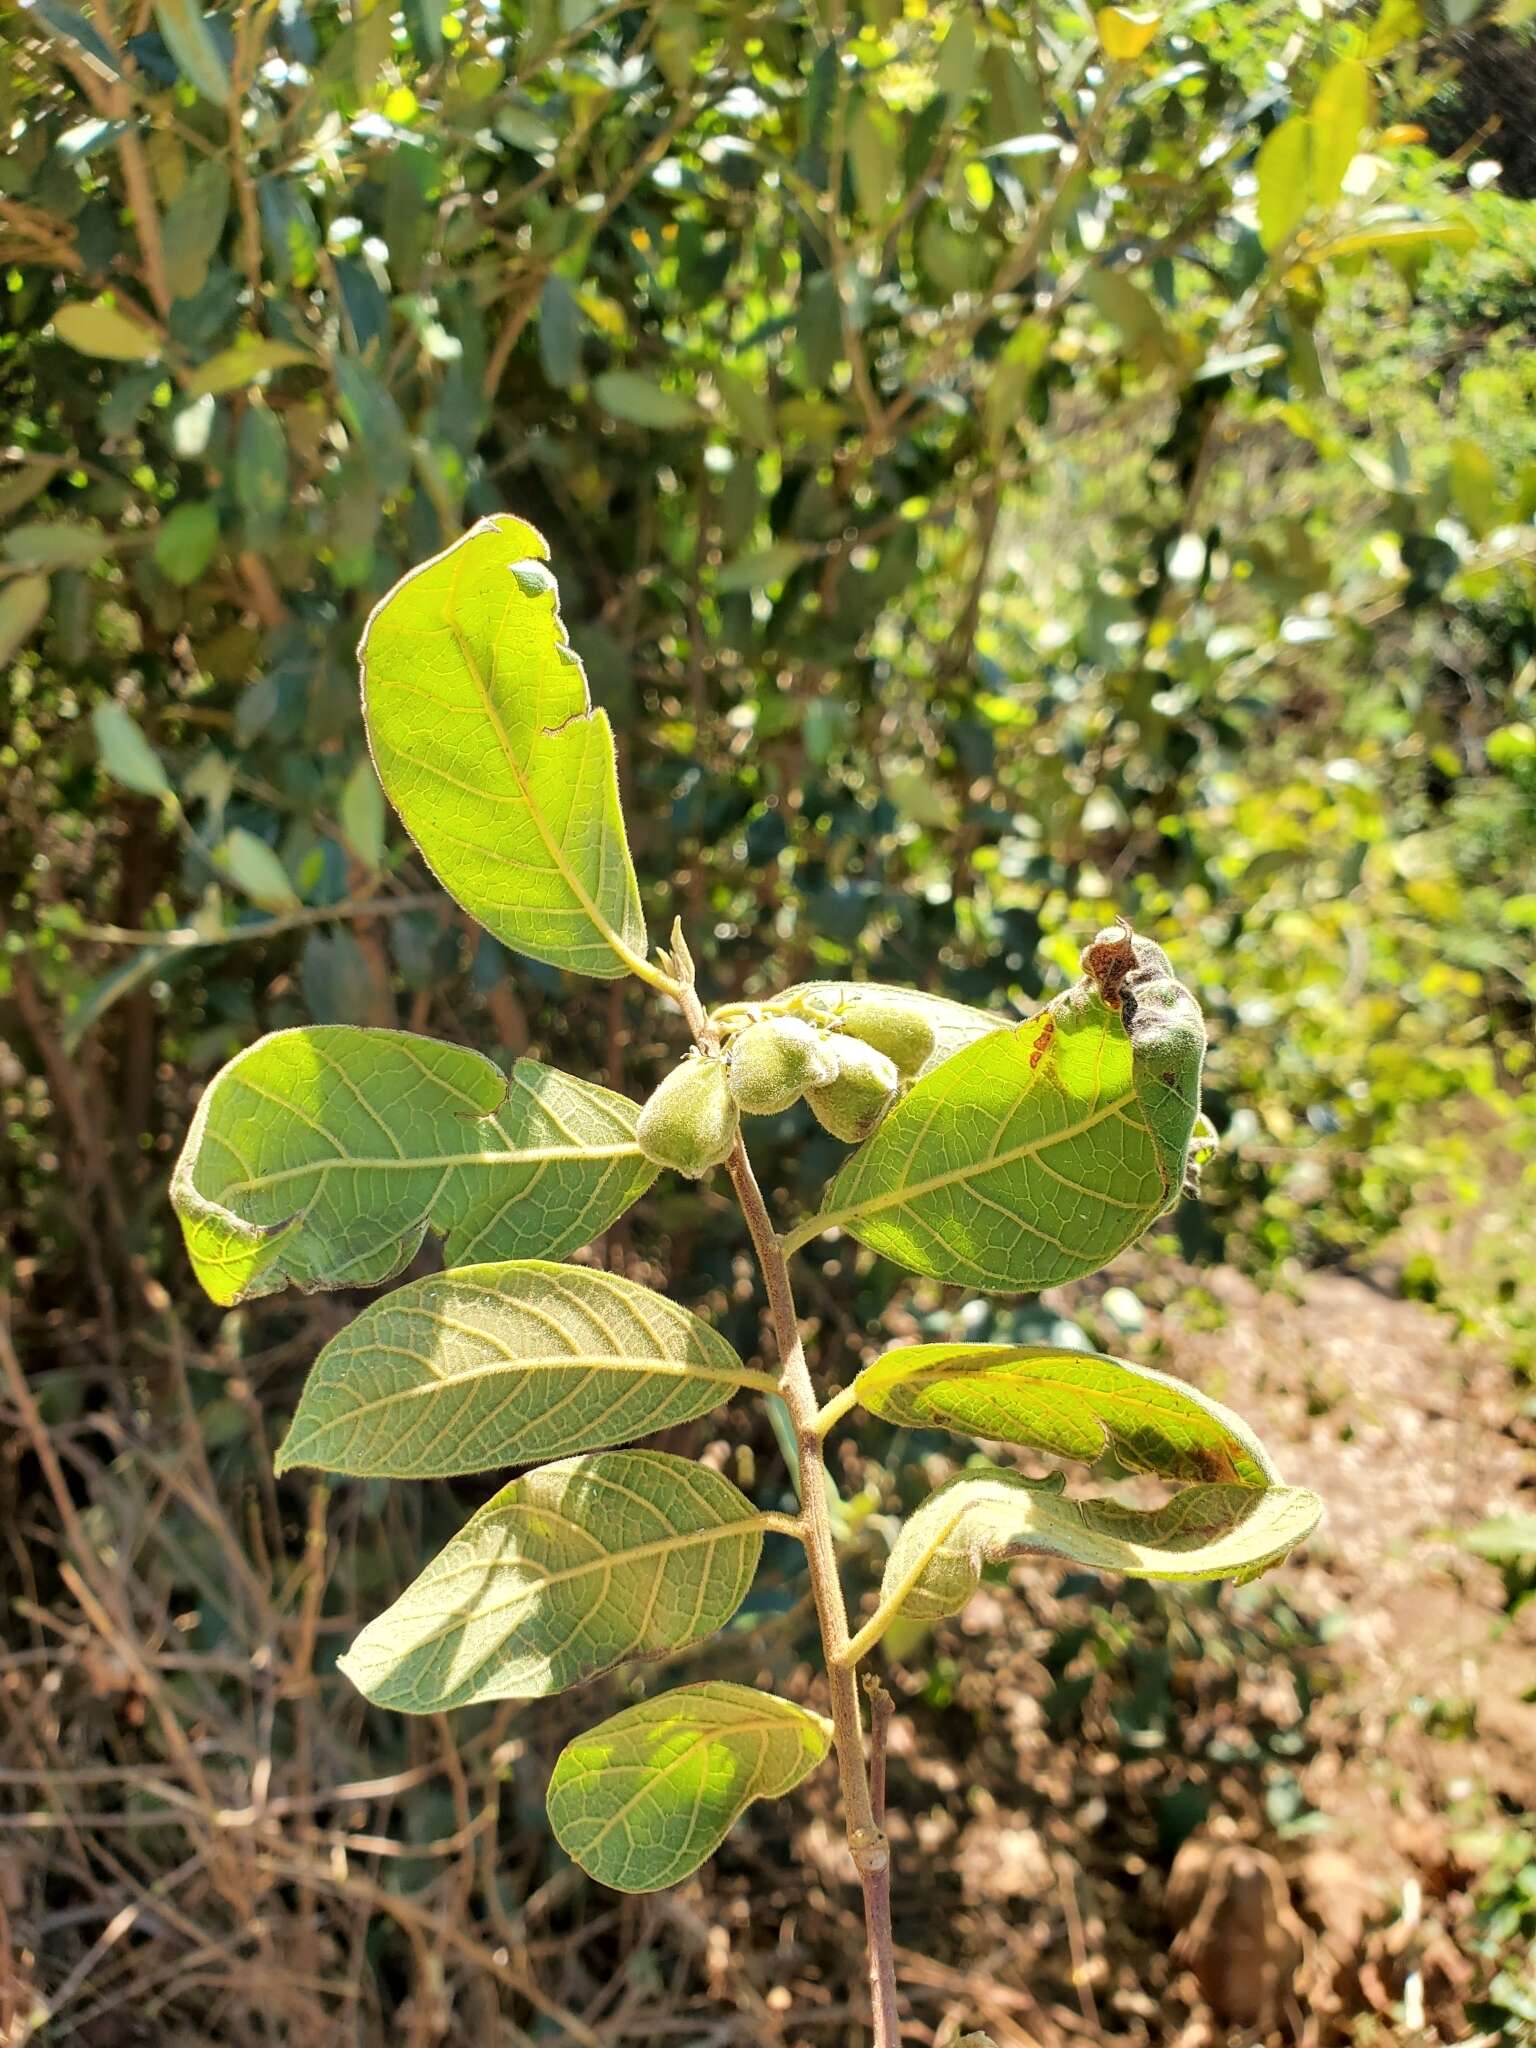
[2,2,1534,1336]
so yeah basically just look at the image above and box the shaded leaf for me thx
[277,1259,757,1477]
[172,1026,655,1304]
[0,575,50,666]
[548,1683,830,1892]
[360,515,648,979]
[153,501,219,585]
[878,1466,1321,1625]
[218,826,297,909]
[339,1451,764,1711]
[30,0,125,78]
[163,161,230,302]
[154,0,231,103]
[3,523,110,571]
[92,702,170,797]
[338,754,386,867]
[594,371,697,429]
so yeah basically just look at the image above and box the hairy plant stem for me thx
[673,972,901,2046]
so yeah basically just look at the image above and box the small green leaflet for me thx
[784,944,1202,1290]
[360,515,649,980]
[851,1343,1276,1486]
[769,981,1003,1079]
[548,1682,831,1893]
[339,1451,765,1712]
[276,1259,765,1478]
[876,1466,1322,1629]
[172,1026,655,1305]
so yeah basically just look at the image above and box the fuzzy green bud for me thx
[835,996,937,1080]
[805,1037,901,1144]
[636,1056,740,1177]
[726,1016,838,1115]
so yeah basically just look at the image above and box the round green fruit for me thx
[726,1016,838,1115]
[805,1037,901,1144]
[835,996,937,1080]
[636,1056,740,1177]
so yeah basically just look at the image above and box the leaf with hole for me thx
[877,1465,1321,1630]
[784,937,1203,1290]
[850,1343,1276,1484]
[172,1026,656,1304]
[339,1451,765,1711]
[276,1260,761,1478]
[548,1682,831,1892]
[360,515,648,980]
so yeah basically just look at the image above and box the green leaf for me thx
[713,363,774,448]
[538,274,583,389]
[593,371,698,429]
[849,99,899,218]
[0,576,50,666]
[877,1466,1321,1626]
[339,754,386,867]
[154,0,231,103]
[336,357,411,497]
[761,981,1004,1079]
[172,1026,655,1304]
[3,523,110,572]
[338,1451,764,1711]
[548,1683,831,1892]
[163,161,230,302]
[1309,59,1372,210]
[1095,7,1159,61]
[359,514,649,980]
[218,826,298,909]
[235,403,288,546]
[92,702,171,798]
[1256,117,1311,253]
[715,542,810,593]
[186,336,311,398]
[1323,217,1475,260]
[30,0,126,79]
[784,936,1203,1289]
[53,299,161,361]
[276,1259,758,1478]
[153,502,219,585]
[851,1343,1277,1484]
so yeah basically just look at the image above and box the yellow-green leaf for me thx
[359,515,649,980]
[339,1451,765,1711]
[1256,117,1311,253]
[54,300,161,361]
[0,576,50,666]
[877,1467,1321,1627]
[275,1259,758,1477]
[1096,6,1159,60]
[218,826,297,909]
[185,336,312,398]
[1309,59,1373,210]
[783,930,1204,1291]
[548,1683,831,1892]
[173,1027,655,1304]
[851,1343,1276,1485]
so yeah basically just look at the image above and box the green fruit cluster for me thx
[636,1056,740,1177]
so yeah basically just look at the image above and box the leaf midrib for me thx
[792,1086,1145,1246]
[291,1352,767,1431]
[220,1141,641,1197]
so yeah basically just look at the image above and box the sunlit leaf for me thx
[53,300,161,361]
[785,934,1203,1290]
[185,336,312,398]
[276,1259,756,1477]
[1309,59,1373,210]
[852,1343,1276,1484]
[1256,117,1311,253]
[172,1026,655,1304]
[339,1451,764,1711]
[548,1683,830,1892]
[1096,7,1159,61]
[360,515,649,980]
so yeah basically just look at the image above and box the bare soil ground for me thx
[4,1262,1532,2046]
